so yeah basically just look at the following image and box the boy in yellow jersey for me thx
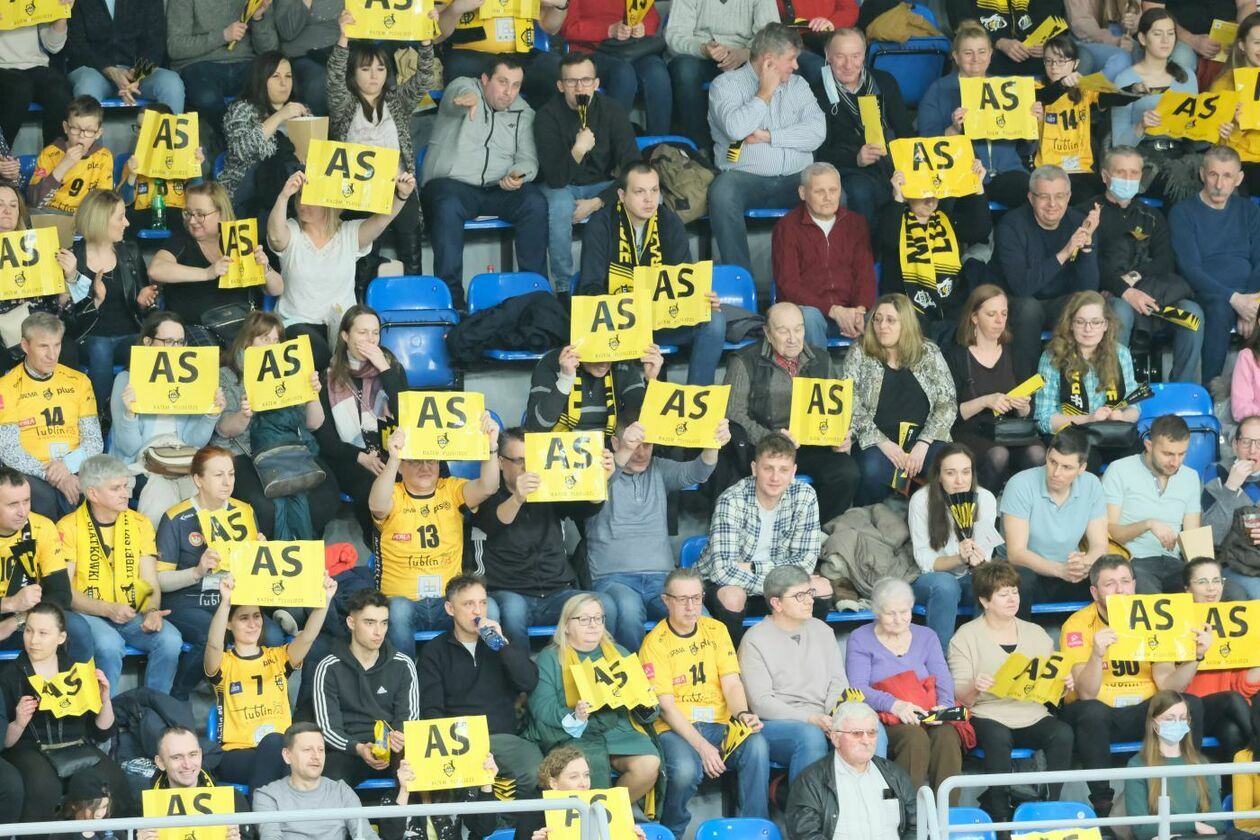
[0,313,103,521]
[639,567,769,838]
[434,0,568,105]
[59,454,183,695]
[367,415,502,658]
[29,95,115,214]
[1059,555,1212,817]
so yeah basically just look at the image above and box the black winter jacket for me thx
[810,68,913,176]
[786,753,917,840]
[417,629,539,734]
[577,201,691,295]
[446,291,570,367]
[64,0,167,73]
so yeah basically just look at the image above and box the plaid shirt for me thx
[698,476,820,595]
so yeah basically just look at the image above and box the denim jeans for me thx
[659,723,769,837]
[1223,566,1260,599]
[855,440,945,506]
[592,572,670,649]
[800,305,838,350]
[69,66,186,113]
[290,55,329,117]
[758,719,830,782]
[1107,295,1204,383]
[656,315,727,386]
[490,588,616,649]
[543,181,612,284]
[709,170,800,272]
[911,571,974,653]
[667,55,720,151]
[1074,27,1130,77]
[590,51,672,136]
[81,333,136,416]
[77,611,185,695]
[838,167,892,232]
[179,60,252,139]
[388,594,500,658]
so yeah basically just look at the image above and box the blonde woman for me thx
[524,593,661,803]
[840,293,958,505]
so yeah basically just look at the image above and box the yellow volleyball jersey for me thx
[0,364,97,464]
[31,142,115,213]
[0,513,65,594]
[450,8,534,54]
[1060,603,1156,707]
[373,478,467,600]
[210,645,295,750]
[132,176,187,211]
[640,616,741,733]
[1036,89,1097,174]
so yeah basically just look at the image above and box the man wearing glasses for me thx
[29,95,115,214]
[1203,416,1260,549]
[639,567,770,838]
[534,52,639,297]
[993,163,1101,373]
[785,700,916,840]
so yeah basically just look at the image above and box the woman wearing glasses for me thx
[147,182,283,347]
[525,593,662,808]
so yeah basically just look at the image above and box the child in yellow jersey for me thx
[29,96,115,215]
[1034,36,1121,198]
[118,102,205,231]
[368,422,502,659]
[205,572,335,791]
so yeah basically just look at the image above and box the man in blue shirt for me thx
[1000,427,1109,618]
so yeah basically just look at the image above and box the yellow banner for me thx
[625,0,653,26]
[525,432,606,502]
[129,346,219,415]
[27,659,101,718]
[570,652,658,710]
[398,391,490,461]
[1210,19,1239,62]
[480,0,540,18]
[403,715,494,791]
[960,76,1039,141]
[243,335,318,413]
[197,506,258,561]
[1017,831,1102,840]
[0,0,69,30]
[638,381,729,448]
[1196,601,1260,670]
[788,377,853,448]
[1151,91,1237,143]
[225,540,326,608]
[1106,593,1197,662]
[570,291,653,363]
[1021,15,1068,47]
[1007,373,1046,400]
[721,717,755,761]
[1236,67,1260,130]
[859,95,885,148]
[219,219,266,289]
[1078,72,1121,94]
[633,260,713,331]
[544,788,637,840]
[345,0,440,40]
[132,111,201,181]
[302,139,401,215]
[141,787,236,840]
[890,137,982,199]
[0,227,65,302]
[989,652,1067,704]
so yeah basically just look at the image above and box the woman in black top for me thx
[147,182,282,346]
[945,285,1045,489]
[317,305,404,536]
[0,603,134,821]
[72,189,157,420]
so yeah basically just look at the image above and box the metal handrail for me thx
[920,760,1260,840]
[0,796,610,840]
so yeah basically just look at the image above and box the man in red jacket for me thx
[770,161,877,348]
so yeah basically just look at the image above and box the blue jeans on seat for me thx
[290,55,329,117]
[758,719,830,781]
[911,571,973,653]
[838,167,892,232]
[660,723,769,837]
[1223,566,1260,599]
[178,60,251,139]
[667,55,720,150]
[420,177,548,309]
[590,51,671,136]
[800,305,839,350]
[543,181,612,284]
[69,66,186,113]
[709,170,800,273]
[1199,296,1238,383]
[656,313,727,386]
[592,572,670,649]
[855,440,945,506]
[388,594,500,658]
[77,611,184,695]
[81,333,136,416]
[1107,295,1203,383]
[490,587,616,650]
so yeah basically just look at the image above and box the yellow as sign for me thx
[788,377,852,447]
[989,652,1067,704]
[960,77,1039,140]
[302,139,401,215]
[129,346,219,415]
[479,0,540,18]
[133,111,202,180]
[570,291,654,363]
[398,391,489,461]
[1195,601,1260,670]
[624,0,653,27]
[225,540,326,608]
[1106,593,1197,662]
[638,381,729,448]
[0,0,69,32]
[1235,67,1260,134]
[403,715,494,791]
[0,228,65,301]
[1151,91,1237,143]
[345,0,440,41]
[524,432,606,503]
[219,220,266,289]
[570,652,658,710]
[631,260,713,330]
[141,787,236,840]
[544,787,638,840]
[197,505,258,562]
[27,659,102,718]
[243,335,318,413]
[889,137,982,199]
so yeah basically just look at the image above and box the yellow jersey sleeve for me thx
[56,511,78,572]
[31,514,66,577]
[135,513,158,558]
[213,646,295,750]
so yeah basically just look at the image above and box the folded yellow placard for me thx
[1022,15,1068,48]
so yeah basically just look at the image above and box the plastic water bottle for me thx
[475,616,506,650]
[150,179,167,230]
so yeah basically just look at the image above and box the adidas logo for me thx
[376,686,388,694]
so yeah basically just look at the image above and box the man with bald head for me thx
[723,301,858,523]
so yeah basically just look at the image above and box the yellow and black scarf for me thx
[553,371,617,437]
[899,209,961,317]
[73,505,151,611]
[609,201,662,293]
[1059,368,1117,416]
[2,520,37,599]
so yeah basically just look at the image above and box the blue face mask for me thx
[1157,720,1191,743]
[1109,176,1141,202]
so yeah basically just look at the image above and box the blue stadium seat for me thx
[640,824,676,840]
[679,535,706,569]
[533,21,550,52]
[636,135,699,154]
[367,275,453,312]
[1012,801,1096,832]
[485,831,515,840]
[1138,382,1213,417]
[711,264,758,350]
[1135,383,1219,481]
[696,819,782,840]
[466,271,555,360]
[368,276,460,388]
[213,152,226,180]
[866,5,950,107]
[949,807,996,840]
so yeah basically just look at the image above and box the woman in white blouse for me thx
[908,442,1003,651]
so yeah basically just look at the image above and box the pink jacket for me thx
[1232,349,1260,422]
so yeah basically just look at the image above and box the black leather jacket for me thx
[786,752,917,840]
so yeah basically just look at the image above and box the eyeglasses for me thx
[149,337,186,347]
[837,728,879,739]
[561,77,598,88]
[1238,437,1260,450]
[66,126,101,137]
[569,615,605,627]
[182,209,219,221]
[664,594,703,605]
[785,588,817,603]
[1190,577,1224,587]
[498,453,526,466]
[1044,57,1075,67]
[1072,318,1107,330]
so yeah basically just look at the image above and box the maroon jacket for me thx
[771,203,877,314]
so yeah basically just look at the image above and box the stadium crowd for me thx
[8,0,1260,838]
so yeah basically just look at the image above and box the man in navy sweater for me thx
[1170,145,1260,383]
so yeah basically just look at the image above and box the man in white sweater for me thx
[737,565,853,780]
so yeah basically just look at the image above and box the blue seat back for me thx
[680,535,708,569]
[636,135,700,153]
[640,825,675,840]
[467,271,552,314]
[1135,382,1219,481]
[694,819,783,840]
[1012,801,1097,831]
[114,154,130,186]
[213,152,226,180]
[207,703,220,741]
[712,264,757,311]
[379,320,458,388]
[867,39,950,107]
[367,275,453,313]
[533,21,550,53]
[18,155,36,184]
[948,807,996,840]
[484,831,514,840]
[1138,382,1214,418]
